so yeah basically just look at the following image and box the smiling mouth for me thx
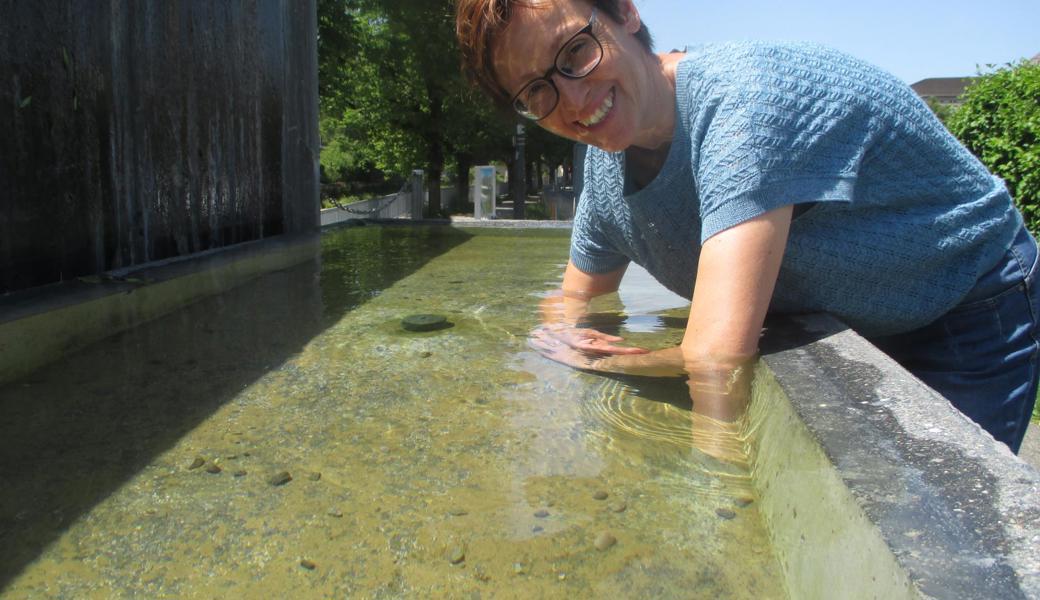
[577,88,615,128]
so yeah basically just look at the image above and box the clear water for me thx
[0,226,785,598]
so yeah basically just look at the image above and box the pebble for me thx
[446,544,466,564]
[205,464,223,474]
[307,472,322,481]
[421,351,433,358]
[513,562,527,575]
[233,470,248,478]
[327,508,344,518]
[534,509,550,518]
[532,526,544,533]
[188,457,206,470]
[269,471,293,486]
[609,501,627,513]
[734,496,755,508]
[300,559,317,570]
[448,507,468,517]
[593,490,609,501]
[594,531,617,551]
[715,508,737,520]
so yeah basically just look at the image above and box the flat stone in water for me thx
[593,490,608,500]
[716,508,737,520]
[188,457,205,470]
[734,496,755,508]
[447,544,466,564]
[328,508,344,518]
[401,314,451,332]
[269,471,292,486]
[594,531,617,551]
[307,472,322,481]
[300,559,317,571]
[233,470,248,478]
[448,507,468,517]
[609,501,627,513]
[534,509,550,518]
[205,464,223,474]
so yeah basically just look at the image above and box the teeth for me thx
[579,90,614,127]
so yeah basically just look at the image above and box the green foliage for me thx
[924,97,958,127]
[947,61,1040,235]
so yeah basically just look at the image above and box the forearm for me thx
[595,346,686,377]
[682,352,755,422]
[539,289,593,327]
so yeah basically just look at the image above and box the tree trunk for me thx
[425,81,444,217]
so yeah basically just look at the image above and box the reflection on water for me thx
[0,226,784,599]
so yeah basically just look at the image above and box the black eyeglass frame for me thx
[510,9,603,121]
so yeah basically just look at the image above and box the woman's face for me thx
[492,0,657,152]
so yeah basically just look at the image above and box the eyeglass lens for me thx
[516,32,601,120]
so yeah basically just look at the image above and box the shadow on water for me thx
[0,224,472,589]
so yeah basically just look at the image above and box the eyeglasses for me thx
[511,9,604,121]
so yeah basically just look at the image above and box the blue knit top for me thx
[571,42,1022,337]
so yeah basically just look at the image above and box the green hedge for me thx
[947,61,1040,236]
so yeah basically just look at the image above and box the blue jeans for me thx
[870,225,1040,453]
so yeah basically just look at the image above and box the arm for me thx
[534,260,649,356]
[680,205,792,419]
[563,206,792,388]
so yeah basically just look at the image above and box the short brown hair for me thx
[455,0,654,108]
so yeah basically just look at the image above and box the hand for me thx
[529,327,686,377]
[533,323,650,356]
[528,326,615,372]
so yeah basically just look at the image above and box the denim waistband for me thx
[961,225,1038,305]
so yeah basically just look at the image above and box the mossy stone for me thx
[401,314,450,332]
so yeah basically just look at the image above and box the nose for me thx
[552,75,588,118]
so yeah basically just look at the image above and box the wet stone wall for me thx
[0,0,319,293]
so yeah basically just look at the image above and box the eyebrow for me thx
[514,27,573,85]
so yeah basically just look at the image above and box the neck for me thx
[631,51,682,150]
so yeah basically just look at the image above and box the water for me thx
[0,225,785,598]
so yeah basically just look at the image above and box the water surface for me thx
[0,226,785,598]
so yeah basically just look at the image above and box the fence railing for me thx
[320,186,460,227]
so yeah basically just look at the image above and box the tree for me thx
[947,61,1040,235]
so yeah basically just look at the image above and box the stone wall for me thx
[0,0,319,293]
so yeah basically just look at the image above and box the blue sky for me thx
[635,0,1039,84]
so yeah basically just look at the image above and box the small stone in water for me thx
[534,509,550,518]
[233,470,248,477]
[269,471,292,486]
[594,531,617,551]
[447,544,466,564]
[513,562,527,575]
[307,472,322,481]
[327,508,344,518]
[532,525,544,533]
[448,507,468,517]
[421,351,433,358]
[734,496,755,508]
[593,490,608,501]
[300,559,317,570]
[188,457,205,470]
[715,508,737,520]
[205,464,223,474]
[609,501,627,513]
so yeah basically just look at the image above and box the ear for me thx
[617,0,642,34]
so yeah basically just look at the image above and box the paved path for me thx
[1020,422,1040,469]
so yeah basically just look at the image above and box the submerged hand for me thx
[529,328,685,377]
[533,323,649,356]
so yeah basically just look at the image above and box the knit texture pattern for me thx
[571,42,1022,336]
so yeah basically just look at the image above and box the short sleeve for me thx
[569,188,629,274]
[689,45,882,242]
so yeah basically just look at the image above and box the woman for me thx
[454,0,1039,453]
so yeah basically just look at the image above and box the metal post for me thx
[513,124,526,219]
[411,169,424,220]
